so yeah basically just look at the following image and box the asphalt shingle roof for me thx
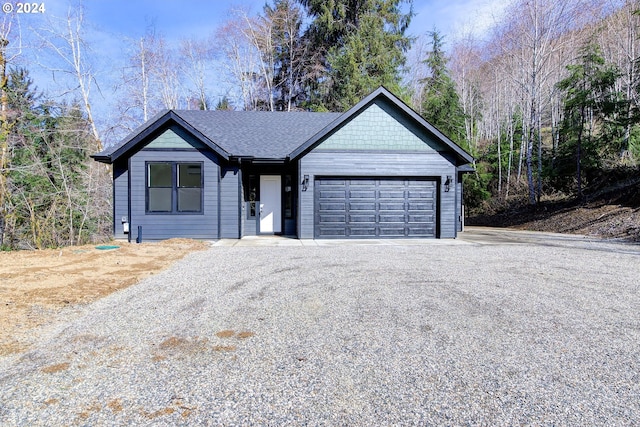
[174,110,342,158]
[99,110,342,160]
[94,87,474,166]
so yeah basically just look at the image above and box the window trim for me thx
[146,161,204,215]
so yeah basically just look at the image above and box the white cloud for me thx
[411,0,511,41]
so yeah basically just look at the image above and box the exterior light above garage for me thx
[302,175,310,191]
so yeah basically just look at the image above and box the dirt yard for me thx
[0,239,209,356]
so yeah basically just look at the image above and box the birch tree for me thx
[215,16,261,110]
[34,6,102,151]
[180,37,214,110]
[495,0,585,204]
[0,10,21,247]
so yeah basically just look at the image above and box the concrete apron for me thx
[213,235,471,247]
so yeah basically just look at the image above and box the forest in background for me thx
[1,0,639,249]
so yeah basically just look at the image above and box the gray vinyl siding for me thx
[244,212,258,236]
[299,152,457,239]
[129,149,220,240]
[220,167,241,238]
[113,159,129,240]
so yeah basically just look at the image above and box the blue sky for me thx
[6,0,509,141]
[38,0,508,43]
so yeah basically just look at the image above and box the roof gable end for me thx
[91,110,230,164]
[289,86,474,164]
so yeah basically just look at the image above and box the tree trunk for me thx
[0,37,8,247]
[576,105,585,200]
[527,99,536,205]
[536,97,543,204]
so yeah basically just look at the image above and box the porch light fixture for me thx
[302,175,309,191]
[444,176,452,192]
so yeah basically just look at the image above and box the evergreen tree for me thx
[420,30,465,145]
[4,67,104,248]
[556,43,620,198]
[300,0,413,111]
[215,96,233,111]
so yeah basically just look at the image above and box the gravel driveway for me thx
[1,229,639,425]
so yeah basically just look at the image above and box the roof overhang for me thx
[238,157,288,165]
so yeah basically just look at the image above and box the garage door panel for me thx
[319,202,346,210]
[349,202,377,211]
[349,227,377,236]
[349,179,377,186]
[320,179,347,186]
[320,227,348,237]
[315,178,437,238]
[349,190,376,199]
[379,214,406,223]
[379,201,405,210]
[319,190,347,199]
[379,190,405,198]
[408,214,434,222]
[408,226,434,237]
[408,190,435,199]
[408,201,434,210]
[379,227,406,236]
[379,178,406,185]
[317,213,347,222]
[349,214,376,222]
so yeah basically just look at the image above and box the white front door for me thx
[259,175,281,233]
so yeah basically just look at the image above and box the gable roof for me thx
[92,110,231,163]
[288,87,474,164]
[92,87,473,165]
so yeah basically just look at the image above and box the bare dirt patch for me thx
[468,179,640,241]
[0,238,209,356]
[41,362,70,374]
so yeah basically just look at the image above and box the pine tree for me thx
[420,30,465,144]
[557,43,620,199]
[300,0,413,111]
[4,67,105,248]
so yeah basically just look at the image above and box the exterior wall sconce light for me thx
[302,174,310,191]
[444,176,452,192]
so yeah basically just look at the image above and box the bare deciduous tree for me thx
[34,6,102,150]
[215,15,261,110]
[0,10,21,247]
[180,37,214,110]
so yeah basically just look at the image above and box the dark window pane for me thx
[149,163,172,187]
[178,188,202,212]
[178,163,202,188]
[148,187,172,211]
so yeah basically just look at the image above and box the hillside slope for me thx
[468,180,640,242]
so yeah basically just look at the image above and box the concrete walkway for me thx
[212,227,640,253]
[213,234,472,247]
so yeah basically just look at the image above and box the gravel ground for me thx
[1,233,640,426]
